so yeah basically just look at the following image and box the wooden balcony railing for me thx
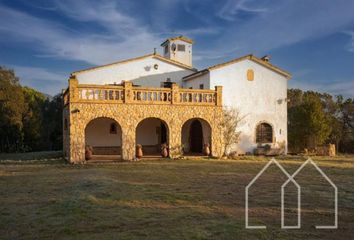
[63,76,222,106]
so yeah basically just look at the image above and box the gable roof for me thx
[160,36,194,46]
[72,53,196,75]
[183,54,291,81]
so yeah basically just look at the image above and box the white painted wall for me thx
[183,73,210,89]
[136,118,167,145]
[163,39,192,67]
[85,118,122,147]
[205,59,288,154]
[74,56,194,87]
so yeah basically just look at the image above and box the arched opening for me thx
[181,118,211,155]
[136,118,169,157]
[85,117,122,161]
[256,122,273,144]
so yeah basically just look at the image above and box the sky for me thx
[0,0,354,97]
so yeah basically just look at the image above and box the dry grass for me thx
[0,154,353,239]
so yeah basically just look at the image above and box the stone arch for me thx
[181,117,212,155]
[85,117,123,160]
[135,117,170,156]
[255,121,274,144]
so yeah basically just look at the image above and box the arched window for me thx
[256,123,273,143]
[110,123,117,134]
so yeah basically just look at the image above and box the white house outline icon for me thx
[245,158,300,229]
[281,158,338,229]
[245,158,338,229]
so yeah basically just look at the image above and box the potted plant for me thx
[160,143,169,158]
[136,144,143,159]
[85,145,93,160]
[203,143,210,156]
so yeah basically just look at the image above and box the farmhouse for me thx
[63,36,291,163]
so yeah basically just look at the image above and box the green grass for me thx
[0,154,353,239]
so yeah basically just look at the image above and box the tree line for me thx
[0,66,62,152]
[288,89,354,153]
[0,66,353,154]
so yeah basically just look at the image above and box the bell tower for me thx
[161,36,193,67]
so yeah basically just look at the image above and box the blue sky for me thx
[0,0,354,97]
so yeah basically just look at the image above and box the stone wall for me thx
[63,78,224,163]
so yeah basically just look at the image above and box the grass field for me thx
[0,154,353,239]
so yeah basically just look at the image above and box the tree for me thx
[22,87,47,151]
[338,98,354,153]
[42,94,63,150]
[0,67,26,152]
[221,107,242,156]
[288,90,332,152]
[0,66,63,153]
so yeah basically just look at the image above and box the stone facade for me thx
[63,77,224,163]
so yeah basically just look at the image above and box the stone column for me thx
[168,119,182,158]
[215,86,223,106]
[123,81,133,103]
[121,124,135,161]
[69,108,86,163]
[171,83,179,104]
[69,75,79,102]
[67,76,84,163]
[211,111,224,158]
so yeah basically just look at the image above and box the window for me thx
[247,69,254,81]
[256,123,273,143]
[164,45,168,54]
[177,44,185,52]
[110,123,117,134]
[199,84,204,89]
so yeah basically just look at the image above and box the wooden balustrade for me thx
[63,77,222,106]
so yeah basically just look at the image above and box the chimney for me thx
[261,55,271,62]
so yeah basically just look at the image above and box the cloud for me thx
[1,0,354,96]
[344,31,354,52]
[0,0,220,66]
[217,0,268,21]
[9,65,66,95]
[289,79,354,98]
[0,1,162,65]
[211,0,354,55]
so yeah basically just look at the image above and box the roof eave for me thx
[71,53,196,75]
[182,69,209,81]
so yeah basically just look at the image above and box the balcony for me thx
[63,76,222,106]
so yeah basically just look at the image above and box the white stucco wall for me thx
[85,118,122,147]
[136,118,167,146]
[74,56,194,87]
[206,59,288,154]
[163,39,192,67]
[183,73,210,89]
